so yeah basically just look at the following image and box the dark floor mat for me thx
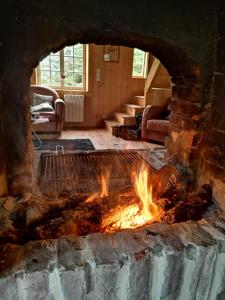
[33,138,95,151]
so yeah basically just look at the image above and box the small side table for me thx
[32,117,49,150]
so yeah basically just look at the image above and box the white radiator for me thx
[64,94,84,122]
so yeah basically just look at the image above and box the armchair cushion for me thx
[31,102,54,112]
[147,119,169,133]
[32,93,53,106]
[38,111,56,122]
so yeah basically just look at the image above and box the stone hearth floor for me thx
[0,212,225,299]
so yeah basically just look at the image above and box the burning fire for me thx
[85,164,162,231]
[106,165,162,230]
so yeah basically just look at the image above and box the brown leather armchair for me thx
[30,85,65,133]
[141,104,170,144]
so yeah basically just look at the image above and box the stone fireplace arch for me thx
[0,0,215,195]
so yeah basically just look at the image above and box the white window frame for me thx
[37,44,89,91]
[132,48,149,79]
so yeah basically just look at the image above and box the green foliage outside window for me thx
[39,44,85,89]
[132,48,146,77]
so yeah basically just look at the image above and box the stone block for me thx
[170,98,201,117]
[170,113,199,131]
[166,130,195,166]
[202,160,225,182]
[48,268,65,300]
[213,72,225,96]
[207,129,225,149]
[198,219,225,299]
[60,269,86,300]
[172,85,201,103]
[23,239,57,272]
[171,75,200,87]
[0,276,18,300]
[16,271,51,300]
[0,244,25,276]
[211,111,225,131]
[127,253,151,299]
[203,147,225,166]
[92,263,130,300]
[58,236,90,269]
[174,222,218,300]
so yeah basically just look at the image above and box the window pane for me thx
[64,72,74,87]
[64,56,74,72]
[74,44,83,57]
[51,71,61,86]
[40,57,50,69]
[64,46,73,56]
[50,55,60,71]
[132,48,145,77]
[74,73,83,85]
[41,70,51,85]
[74,58,83,73]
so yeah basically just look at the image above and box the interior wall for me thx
[31,45,145,127]
[151,64,171,88]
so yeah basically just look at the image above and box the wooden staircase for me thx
[104,55,172,135]
[104,97,145,134]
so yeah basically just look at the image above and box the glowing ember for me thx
[103,165,162,230]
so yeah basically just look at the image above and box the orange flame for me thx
[85,168,110,203]
[134,165,160,221]
[99,169,110,197]
[104,165,162,230]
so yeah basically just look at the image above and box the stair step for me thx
[104,119,121,134]
[114,112,136,126]
[133,96,145,107]
[123,104,144,117]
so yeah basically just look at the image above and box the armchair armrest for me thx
[141,105,165,139]
[54,98,65,132]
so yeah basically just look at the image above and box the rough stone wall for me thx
[1,215,225,300]
[200,1,225,210]
[165,86,204,177]
[0,0,217,194]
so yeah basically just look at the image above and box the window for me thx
[37,44,88,90]
[132,48,148,78]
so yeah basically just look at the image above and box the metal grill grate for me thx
[38,151,151,195]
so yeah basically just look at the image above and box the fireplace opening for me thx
[1,3,220,248]
[0,33,217,245]
[0,30,217,248]
[3,39,213,244]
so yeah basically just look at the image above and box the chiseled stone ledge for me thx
[0,214,225,300]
